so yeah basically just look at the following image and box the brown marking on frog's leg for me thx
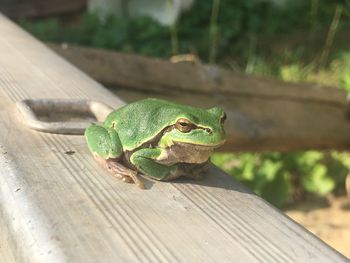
[94,155,145,189]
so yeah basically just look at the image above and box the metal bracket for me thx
[16,99,113,134]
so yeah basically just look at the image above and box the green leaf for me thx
[258,159,282,181]
[301,164,335,195]
[261,172,291,208]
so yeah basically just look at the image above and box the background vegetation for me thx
[21,0,350,207]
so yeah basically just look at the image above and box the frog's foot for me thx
[106,160,145,189]
[94,155,145,189]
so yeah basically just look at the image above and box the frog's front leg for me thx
[85,124,144,188]
[130,148,180,181]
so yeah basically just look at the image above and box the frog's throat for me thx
[155,141,224,165]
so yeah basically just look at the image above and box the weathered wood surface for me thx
[0,14,348,262]
[48,43,345,104]
[0,0,86,19]
[48,43,350,152]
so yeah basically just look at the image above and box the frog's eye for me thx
[220,112,227,124]
[175,118,193,133]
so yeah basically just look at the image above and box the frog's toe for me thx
[121,176,134,184]
[106,159,145,189]
[94,155,145,189]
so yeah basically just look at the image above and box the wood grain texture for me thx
[48,43,350,152]
[47,43,346,104]
[1,0,86,19]
[0,15,348,262]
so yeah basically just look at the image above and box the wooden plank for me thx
[0,14,348,262]
[48,43,350,152]
[1,0,86,19]
[47,43,346,105]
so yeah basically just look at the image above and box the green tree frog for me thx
[85,98,226,188]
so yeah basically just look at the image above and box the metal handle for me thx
[16,99,113,135]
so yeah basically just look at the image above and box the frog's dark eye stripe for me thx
[175,118,194,133]
[221,112,227,124]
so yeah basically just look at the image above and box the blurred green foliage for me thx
[20,0,350,207]
[213,49,350,208]
[21,1,347,62]
[212,152,349,207]
[21,15,171,57]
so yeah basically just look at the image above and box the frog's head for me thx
[159,106,226,150]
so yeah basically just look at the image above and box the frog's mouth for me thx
[174,140,226,149]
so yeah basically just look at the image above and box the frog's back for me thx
[104,98,193,150]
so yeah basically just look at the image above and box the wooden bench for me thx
[0,14,348,262]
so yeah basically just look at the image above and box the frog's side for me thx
[85,98,226,188]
